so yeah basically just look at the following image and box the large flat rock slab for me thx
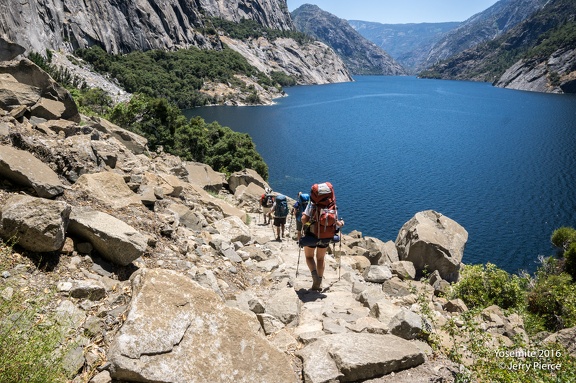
[0,145,64,198]
[72,171,141,209]
[0,194,70,252]
[108,268,298,383]
[68,207,148,266]
[297,333,425,383]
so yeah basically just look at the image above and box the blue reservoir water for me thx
[186,76,576,274]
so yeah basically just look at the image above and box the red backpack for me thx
[309,182,337,239]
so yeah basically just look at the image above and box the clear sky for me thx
[286,0,500,24]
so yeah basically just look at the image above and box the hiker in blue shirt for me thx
[292,192,309,243]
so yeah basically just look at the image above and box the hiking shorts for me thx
[310,238,331,248]
[308,239,330,249]
[300,235,331,249]
[296,220,303,232]
[262,207,271,215]
[273,217,287,226]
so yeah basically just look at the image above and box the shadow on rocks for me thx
[296,288,327,303]
[23,249,61,272]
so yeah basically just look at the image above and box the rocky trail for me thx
[2,51,573,383]
[242,213,459,383]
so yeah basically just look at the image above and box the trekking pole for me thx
[296,245,301,278]
[338,220,343,281]
[338,233,342,281]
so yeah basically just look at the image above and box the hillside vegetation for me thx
[75,45,278,109]
[207,17,312,44]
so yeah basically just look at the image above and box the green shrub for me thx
[270,71,297,87]
[551,227,576,250]
[108,96,269,179]
[450,263,527,310]
[527,20,576,60]
[75,45,279,108]
[70,87,113,116]
[207,17,312,44]
[564,242,576,284]
[527,272,576,331]
[28,51,85,90]
[550,226,576,280]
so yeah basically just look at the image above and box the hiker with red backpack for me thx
[260,188,274,225]
[300,182,344,291]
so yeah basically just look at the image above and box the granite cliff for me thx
[423,0,548,68]
[0,0,293,54]
[0,0,351,90]
[421,0,576,94]
[291,4,406,76]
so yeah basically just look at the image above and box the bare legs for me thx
[275,224,285,240]
[304,246,326,290]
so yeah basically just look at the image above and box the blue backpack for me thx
[296,193,310,222]
[274,194,289,218]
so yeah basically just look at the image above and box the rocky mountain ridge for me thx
[1,57,574,383]
[348,20,460,73]
[291,4,406,76]
[421,0,576,94]
[423,0,548,69]
[219,35,353,85]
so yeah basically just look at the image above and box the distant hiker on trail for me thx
[260,188,274,225]
[270,194,289,241]
[292,192,309,243]
[300,182,344,291]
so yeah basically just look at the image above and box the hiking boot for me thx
[311,276,323,291]
[311,270,322,291]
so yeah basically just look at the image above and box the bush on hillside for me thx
[551,226,576,250]
[75,45,281,108]
[551,226,576,280]
[565,242,576,281]
[108,95,268,179]
[28,50,86,89]
[70,87,114,116]
[270,71,297,87]
[450,263,527,310]
[526,21,576,60]
[207,17,313,45]
[527,271,576,331]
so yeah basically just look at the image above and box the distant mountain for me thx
[348,21,459,73]
[291,4,406,75]
[421,0,576,93]
[424,0,548,68]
